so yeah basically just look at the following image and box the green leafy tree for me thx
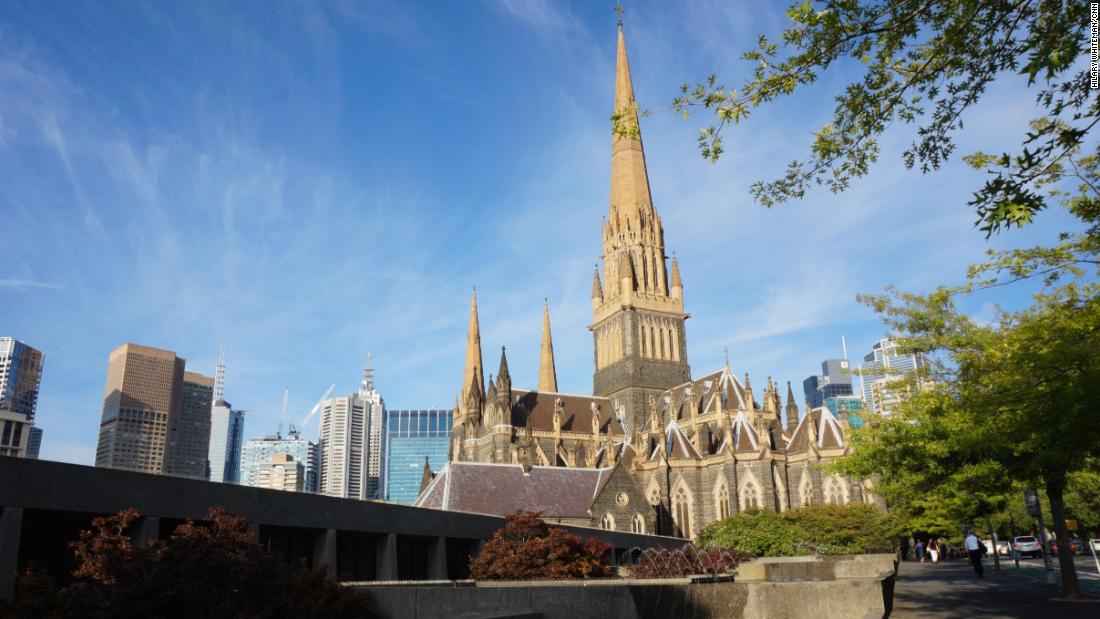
[836,232,1100,597]
[1065,461,1100,536]
[668,0,1096,237]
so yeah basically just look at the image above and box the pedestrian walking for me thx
[915,539,925,562]
[964,529,985,577]
[928,539,940,564]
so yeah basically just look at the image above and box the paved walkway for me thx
[891,559,1100,618]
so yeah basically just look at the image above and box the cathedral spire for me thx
[462,288,484,403]
[538,300,558,393]
[609,16,655,236]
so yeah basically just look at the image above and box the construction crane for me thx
[288,381,337,436]
[277,386,289,437]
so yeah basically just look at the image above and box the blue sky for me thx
[1,0,1082,465]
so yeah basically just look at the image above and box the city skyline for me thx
[0,1,1083,466]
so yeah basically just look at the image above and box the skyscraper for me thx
[240,431,318,492]
[208,400,245,483]
[165,372,214,479]
[0,337,44,459]
[206,348,245,483]
[317,394,369,499]
[858,338,931,416]
[95,343,185,473]
[382,409,451,505]
[0,337,44,420]
[358,355,385,498]
[802,359,854,409]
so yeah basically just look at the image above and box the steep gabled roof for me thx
[649,418,702,461]
[785,407,846,453]
[511,390,623,435]
[413,461,618,519]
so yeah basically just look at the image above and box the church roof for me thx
[413,461,617,519]
[648,418,703,461]
[510,389,624,435]
[786,406,847,453]
[646,366,756,429]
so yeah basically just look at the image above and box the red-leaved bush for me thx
[468,511,612,580]
[4,507,372,619]
[629,545,752,578]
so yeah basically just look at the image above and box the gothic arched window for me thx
[674,486,692,539]
[825,477,849,505]
[601,512,616,530]
[800,473,814,506]
[716,483,731,520]
[740,480,761,511]
[632,513,646,534]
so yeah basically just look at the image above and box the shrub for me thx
[3,507,372,619]
[468,511,612,580]
[696,503,902,557]
[695,509,801,556]
[629,545,752,578]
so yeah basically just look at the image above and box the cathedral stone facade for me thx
[438,20,870,539]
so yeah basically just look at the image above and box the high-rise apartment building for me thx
[858,338,931,416]
[382,409,451,505]
[358,356,385,498]
[0,337,44,420]
[165,372,214,478]
[95,343,185,473]
[0,410,33,457]
[318,393,371,500]
[256,453,304,492]
[802,359,854,409]
[240,431,318,492]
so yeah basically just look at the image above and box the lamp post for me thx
[1024,489,1056,584]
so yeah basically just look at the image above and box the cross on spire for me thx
[614,1,624,26]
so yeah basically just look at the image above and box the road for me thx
[1009,554,1100,594]
[891,558,1100,618]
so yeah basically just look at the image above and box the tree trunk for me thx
[1046,474,1082,599]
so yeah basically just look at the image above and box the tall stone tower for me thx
[591,20,690,432]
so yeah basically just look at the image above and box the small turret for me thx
[496,347,511,401]
[785,381,799,432]
[591,265,603,310]
[743,373,755,411]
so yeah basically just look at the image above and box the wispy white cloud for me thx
[494,0,579,31]
[0,278,62,290]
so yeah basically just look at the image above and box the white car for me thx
[1012,536,1043,558]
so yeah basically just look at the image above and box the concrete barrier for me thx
[351,556,897,619]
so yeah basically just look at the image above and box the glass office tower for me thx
[381,409,451,505]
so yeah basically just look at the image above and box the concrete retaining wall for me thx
[353,555,897,619]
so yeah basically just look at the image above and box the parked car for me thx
[1051,537,1083,554]
[1012,535,1043,558]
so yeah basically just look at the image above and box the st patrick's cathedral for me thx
[416,19,874,539]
